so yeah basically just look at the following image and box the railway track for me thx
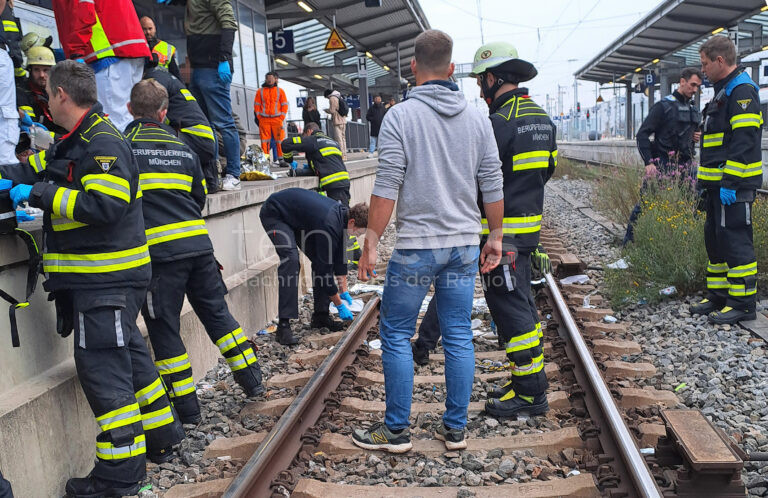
[163,230,749,498]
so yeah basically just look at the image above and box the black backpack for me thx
[337,96,349,117]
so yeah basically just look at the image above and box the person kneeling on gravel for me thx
[127,79,266,427]
[260,188,368,345]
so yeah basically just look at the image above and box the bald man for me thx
[141,16,182,79]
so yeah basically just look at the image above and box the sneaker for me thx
[310,312,345,332]
[708,306,756,325]
[485,391,549,418]
[65,474,140,498]
[221,174,241,191]
[487,379,514,399]
[351,421,412,453]
[366,153,374,158]
[412,342,430,366]
[435,423,467,450]
[690,298,722,316]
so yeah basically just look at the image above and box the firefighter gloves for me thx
[10,184,32,207]
[720,187,737,206]
[531,244,551,274]
[337,302,354,321]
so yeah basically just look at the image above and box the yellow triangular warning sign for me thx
[324,28,346,51]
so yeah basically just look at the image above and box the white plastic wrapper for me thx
[329,299,364,314]
[349,283,384,296]
[560,274,590,285]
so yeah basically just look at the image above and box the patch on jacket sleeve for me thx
[737,99,752,110]
[94,156,117,172]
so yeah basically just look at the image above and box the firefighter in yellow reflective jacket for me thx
[126,80,264,425]
[144,65,220,193]
[0,61,184,498]
[691,36,761,324]
[470,42,556,417]
[140,15,182,80]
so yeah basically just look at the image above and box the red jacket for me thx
[53,0,150,62]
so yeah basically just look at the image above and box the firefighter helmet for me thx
[469,41,537,82]
[26,46,55,67]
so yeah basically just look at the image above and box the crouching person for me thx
[260,188,368,345]
[1,60,184,496]
[126,79,265,426]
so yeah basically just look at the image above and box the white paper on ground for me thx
[329,299,365,314]
[368,339,382,349]
[607,258,629,270]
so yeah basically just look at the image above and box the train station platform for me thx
[0,159,378,498]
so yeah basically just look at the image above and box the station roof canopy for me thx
[575,0,768,84]
[265,0,430,92]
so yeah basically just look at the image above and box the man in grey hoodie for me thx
[351,29,505,453]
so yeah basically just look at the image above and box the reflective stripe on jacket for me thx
[151,39,177,70]
[0,103,150,291]
[481,89,557,251]
[53,0,150,62]
[281,131,350,195]
[125,119,213,263]
[254,85,288,119]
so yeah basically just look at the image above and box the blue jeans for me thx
[380,245,479,430]
[190,68,240,178]
[368,135,377,154]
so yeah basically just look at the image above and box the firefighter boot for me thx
[485,390,549,418]
[690,298,722,316]
[65,474,140,498]
[708,306,756,325]
[233,361,265,397]
[488,378,514,399]
[276,320,299,346]
[148,446,175,464]
[311,312,345,332]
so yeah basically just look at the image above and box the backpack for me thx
[337,96,349,117]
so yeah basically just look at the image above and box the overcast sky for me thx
[282,0,667,121]
[421,0,663,110]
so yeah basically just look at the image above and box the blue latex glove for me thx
[75,58,85,64]
[31,122,48,132]
[340,291,353,305]
[290,161,298,170]
[15,210,34,222]
[217,61,232,84]
[10,184,32,207]
[720,187,737,206]
[337,302,354,321]
[19,112,33,133]
[156,0,173,4]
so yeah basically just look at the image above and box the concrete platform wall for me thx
[0,161,378,498]
[559,139,768,186]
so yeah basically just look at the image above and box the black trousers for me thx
[260,216,337,319]
[0,470,12,498]
[72,286,184,484]
[141,254,261,420]
[703,191,757,311]
[481,251,548,396]
[416,250,547,395]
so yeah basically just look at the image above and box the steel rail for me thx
[223,296,380,498]
[545,272,662,498]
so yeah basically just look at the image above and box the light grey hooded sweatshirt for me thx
[372,83,503,249]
